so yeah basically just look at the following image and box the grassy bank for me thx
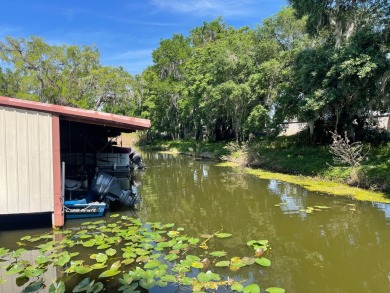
[137,135,390,203]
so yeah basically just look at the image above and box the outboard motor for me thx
[90,172,138,208]
[129,150,145,169]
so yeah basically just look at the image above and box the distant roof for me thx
[0,96,151,131]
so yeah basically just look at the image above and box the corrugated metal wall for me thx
[0,106,54,214]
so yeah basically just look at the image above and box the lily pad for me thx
[231,282,244,292]
[105,248,117,256]
[74,266,93,275]
[99,269,120,278]
[215,260,230,267]
[265,287,285,293]
[95,253,108,263]
[48,281,65,293]
[209,250,227,257]
[243,283,260,293]
[255,257,271,267]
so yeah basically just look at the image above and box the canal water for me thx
[1,152,390,292]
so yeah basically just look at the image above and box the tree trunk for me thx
[308,120,315,143]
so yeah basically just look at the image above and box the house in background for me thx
[0,96,150,228]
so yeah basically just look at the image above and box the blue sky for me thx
[0,0,287,75]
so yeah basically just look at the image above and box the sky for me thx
[0,0,288,75]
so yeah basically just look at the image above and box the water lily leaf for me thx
[35,255,48,264]
[209,250,227,257]
[205,271,220,281]
[121,258,135,265]
[110,260,121,270]
[265,287,285,293]
[163,223,175,228]
[106,248,117,256]
[0,247,9,258]
[72,277,92,292]
[90,282,104,293]
[173,241,188,250]
[54,254,71,266]
[243,283,260,293]
[144,259,160,269]
[231,282,244,292]
[215,233,232,238]
[22,279,44,293]
[29,236,43,242]
[255,257,271,267]
[247,240,268,247]
[48,281,65,293]
[215,261,230,267]
[197,272,212,283]
[242,257,256,265]
[177,227,185,231]
[78,234,92,239]
[110,214,120,218]
[161,274,176,283]
[199,234,212,239]
[188,237,200,245]
[186,254,201,262]
[157,280,168,287]
[164,254,179,261]
[75,266,93,275]
[191,261,204,269]
[11,248,27,258]
[99,269,120,278]
[167,231,180,238]
[81,239,96,247]
[136,255,149,263]
[123,251,137,259]
[139,278,156,289]
[20,235,32,241]
[90,263,107,270]
[95,253,108,263]
[24,266,45,278]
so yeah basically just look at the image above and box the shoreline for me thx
[216,162,390,204]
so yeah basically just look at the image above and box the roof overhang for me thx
[0,96,151,132]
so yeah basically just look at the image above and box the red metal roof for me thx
[0,96,151,131]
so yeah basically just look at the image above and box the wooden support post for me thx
[52,114,64,228]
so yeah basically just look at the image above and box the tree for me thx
[283,0,390,142]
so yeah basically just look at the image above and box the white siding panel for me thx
[28,112,41,212]
[0,106,53,214]
[4,109,18,213]
[16,111,29,212]
[38,112,53,212]
[0,108,7,213]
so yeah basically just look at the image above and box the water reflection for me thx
[136,152,390,292]
[1,152,389,292]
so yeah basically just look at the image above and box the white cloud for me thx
[150,0,257,17]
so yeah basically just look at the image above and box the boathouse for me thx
[0,96,150,228]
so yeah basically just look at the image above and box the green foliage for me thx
[0,217,277,292]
